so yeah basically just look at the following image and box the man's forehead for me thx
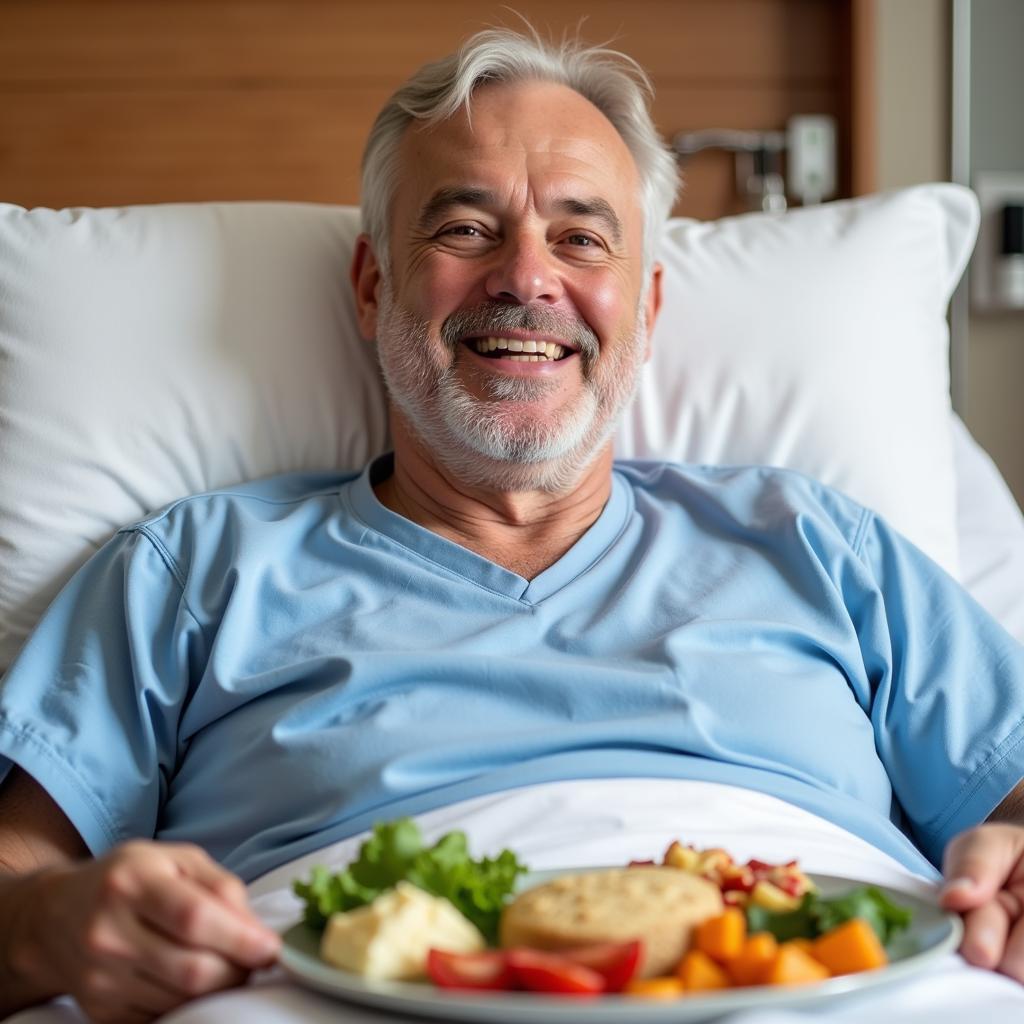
[394,83,641,222]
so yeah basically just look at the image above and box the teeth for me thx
[471,337,568,361]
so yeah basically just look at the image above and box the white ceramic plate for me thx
[279,871,962,1023]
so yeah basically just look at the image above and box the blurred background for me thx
[1,0,1021,505]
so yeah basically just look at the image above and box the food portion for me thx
[292,820,915,1000]
[660,841,815,911]
[320,881,485,980]
[500,866,722,977]
[293,817,526,945]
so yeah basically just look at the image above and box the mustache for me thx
[440,304,599,370]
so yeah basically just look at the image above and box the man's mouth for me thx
[465,337,573,363]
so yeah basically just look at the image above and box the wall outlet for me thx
[972,172,1024,312]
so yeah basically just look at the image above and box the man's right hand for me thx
[9,841,280,1022]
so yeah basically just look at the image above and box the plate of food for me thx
[279,819,962,1023]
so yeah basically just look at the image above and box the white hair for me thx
[359,23,679,275]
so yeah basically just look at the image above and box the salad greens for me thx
[293,818,528,944]
[746,885,913,946]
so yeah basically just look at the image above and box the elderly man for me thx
[2,26,1024,1023]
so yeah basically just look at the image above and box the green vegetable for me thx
[293,818,528,944]
[814,886,913,945]
[746,886,913,946]
[746,892,821,943]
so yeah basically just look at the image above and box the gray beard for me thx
[374,284,647,493]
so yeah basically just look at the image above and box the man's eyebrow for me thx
[415,188,624,245]
[554,196,623,245]
[416,187,497,232]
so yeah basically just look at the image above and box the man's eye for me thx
[565,234,599,248]
[442,225,483,238]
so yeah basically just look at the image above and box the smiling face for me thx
[354,79,662,493]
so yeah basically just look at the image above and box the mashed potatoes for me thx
[320,881,486,980]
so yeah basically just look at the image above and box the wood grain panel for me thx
[0,0,867,219]
[849,0,877,195]
[0,0,840,85]
[0,83,837,219]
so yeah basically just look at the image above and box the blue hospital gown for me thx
[1,456,1022,882]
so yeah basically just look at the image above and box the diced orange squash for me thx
[765,942,831,986]
[811,918,888,975]
[726,932,778,986]
[787,937,814,954]
[694,907,747,963]
[676,949,732,991]
[624,976,686,1000]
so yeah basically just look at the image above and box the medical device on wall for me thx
[672,115,837,213]
[971,172,1024,311]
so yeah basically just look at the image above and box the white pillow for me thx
[0,185,977,673]
[619,183,978,575]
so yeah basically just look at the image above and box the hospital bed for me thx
[2,183,1024,1022]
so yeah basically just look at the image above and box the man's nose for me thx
[485,235,564,305]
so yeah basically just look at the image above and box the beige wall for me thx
[876,0,1024,507]
[876,0,950,187]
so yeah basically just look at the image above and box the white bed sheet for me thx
[8,779,1024,1024]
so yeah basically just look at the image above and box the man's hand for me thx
[6,840,281,1023]
[940,823,1024,981]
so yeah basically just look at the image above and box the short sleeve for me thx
[0,527,207,855]
[857,513,1024,865]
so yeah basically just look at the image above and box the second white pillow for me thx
[620,183,978,576]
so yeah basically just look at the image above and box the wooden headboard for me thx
[0,0,874,221]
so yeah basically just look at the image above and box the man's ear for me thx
[642,262,664,362]
[351,233,382,341]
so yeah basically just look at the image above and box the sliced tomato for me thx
[560,940,643,992]
[505,948,605,996]
[426,949,516,991]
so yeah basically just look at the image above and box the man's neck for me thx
[373,422,614,580]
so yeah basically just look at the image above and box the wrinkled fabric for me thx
[1,456,1022,883]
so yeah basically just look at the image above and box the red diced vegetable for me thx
[721,868,756,892]
[776,874,804,896]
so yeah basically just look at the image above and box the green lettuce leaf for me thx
[745,885,913,946]
[292,818,528,944]
[814,886,914,945]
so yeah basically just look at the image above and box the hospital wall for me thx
[876,0,1024,508]
[2,0,1020,508]
[964,0,1024,509]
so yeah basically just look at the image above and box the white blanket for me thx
[7,779,1024,1023]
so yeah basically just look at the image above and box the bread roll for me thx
[500,866,723,977]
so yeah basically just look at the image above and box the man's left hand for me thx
[940,823,1024,981]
